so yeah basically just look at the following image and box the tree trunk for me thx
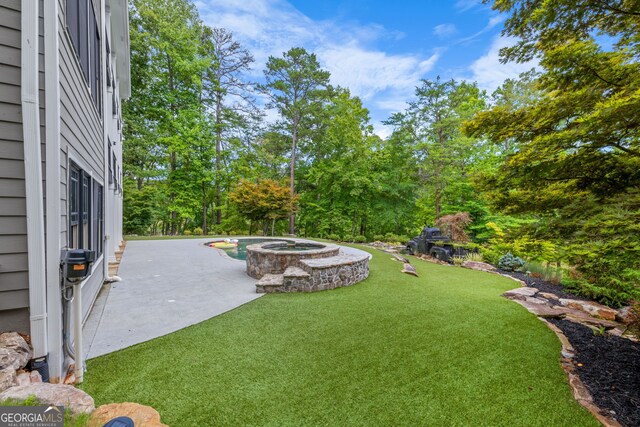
[435,127,444,220]
[215,93,223,225]
[289,120,297,235]
[202,182,207,234]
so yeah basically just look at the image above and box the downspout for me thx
[103,4,111,281]
[44,0,63,383]
[22,0,48,362]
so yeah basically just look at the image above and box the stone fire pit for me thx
[246,241,339,279]
[246,240,369,293]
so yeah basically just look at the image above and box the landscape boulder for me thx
[0,367,16,393]
[616,306,638,325]
[0,333,32,370]
[89,403,168,427]
[461,261,497,272]
[503,287,539,301]
[558,299,618,321]
[0,383,95,414]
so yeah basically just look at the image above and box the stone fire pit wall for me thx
[299,254,369,291]
[246,241,340,279]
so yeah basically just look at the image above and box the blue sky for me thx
[194,0,535,137]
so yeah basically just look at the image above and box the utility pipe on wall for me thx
[22,0,48,361]
[73,282,83,383]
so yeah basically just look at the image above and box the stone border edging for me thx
[538,318,622,427]
[501,291,623,427]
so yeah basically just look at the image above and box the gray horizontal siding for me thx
[0,63,19,86]
[1,1,19,12]
[0,1,29,333]
[0,140,24,161]
[0,252,28,273]
[58,0,105,324]
[0,124,24,143]
[0,158,25,178]
[0,308,29,333]
[0,103,21,123]
[0,235,27,254]
[0,199,26,216]
[0,45,19,67]
[0,26,19,50]
[0,7,19,30]
[0,271,28,292]
[0,177,24,196]
[0,217,27,235]
[0,289,28,310]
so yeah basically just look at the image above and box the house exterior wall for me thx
[58,0,106,322]
[0,0,128,380]
[0,0,30,333]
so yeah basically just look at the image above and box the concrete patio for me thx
[83,238,370,359]
[83,238,259,359]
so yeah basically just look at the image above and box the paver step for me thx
[257,273,284,286]
[283,266,310,278]
[300,253,369,269]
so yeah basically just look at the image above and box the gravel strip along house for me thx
[0,0,130,383]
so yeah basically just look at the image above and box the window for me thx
[93,181,104,257]
[69,166,80,248]
[66,0,102,115]
[68,162,104,258]
[108,142,113,185]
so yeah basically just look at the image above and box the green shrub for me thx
[452,256,464,266]
[373,235,384,242]
[463,252,484,263]
[327,234,341,242]
[183,230,192,236]
[353,235,367,243]
[498,253,525,272]
[384,232,398,242]
[524,261,563,284]
[193,227,203,235]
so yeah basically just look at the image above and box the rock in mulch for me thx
[0,367,16,393]
[461,260,497,272]
[0,333,32,370]
[514,300,567,318]
[559,299,618,321]
[548,318,640,427]
[0,383,95,414]
[88,403,168,427]
[616,306,639,326]
[497,270,590,301]
[502,287,539,300]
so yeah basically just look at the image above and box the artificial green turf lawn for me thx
[82,246,598,427]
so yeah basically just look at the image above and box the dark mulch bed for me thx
[497,269,590,301]
[548,318,640,427]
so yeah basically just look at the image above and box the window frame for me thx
[65,0,103,116]
[68,161,104,259]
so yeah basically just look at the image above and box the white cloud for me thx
[455,15,505,45]
[455,0,482,11]
[196,0,438,136]
[468,36,538,92]
[318,44,438,100]
[372,123,393,140]
[433,24,457,38]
